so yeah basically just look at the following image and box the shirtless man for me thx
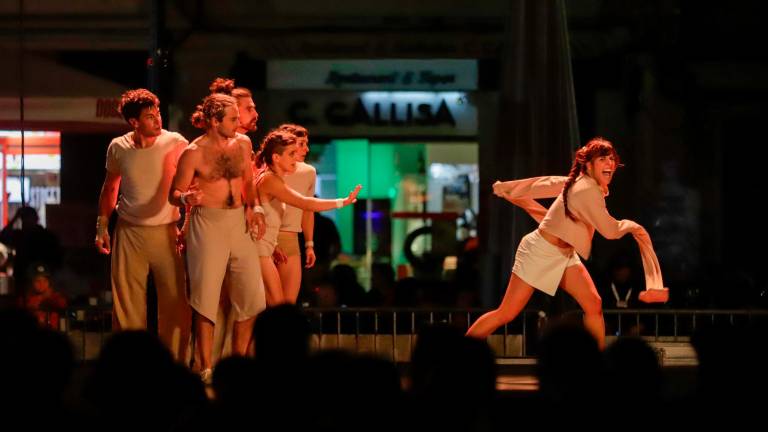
[169,93,265,381]
[206,77,261,360]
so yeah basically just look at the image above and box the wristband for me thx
[305,240,314,249]
[96,215,109,235]
[335,198,344,208]
[252,205,265,214]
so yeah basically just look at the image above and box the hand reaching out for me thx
[344,184,363,206]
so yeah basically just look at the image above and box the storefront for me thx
[0,95,125,233]
[265,60,487,287]
[0,130,61,226]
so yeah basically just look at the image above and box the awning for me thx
[0,54,129,134]
[0,97,127,134]
[0,131,60,155]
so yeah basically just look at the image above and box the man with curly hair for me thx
[95,88,191,362]
[170,93,266,382]
[208,77,259,135]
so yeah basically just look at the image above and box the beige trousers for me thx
[111,219,191,362]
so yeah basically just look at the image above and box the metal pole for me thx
[18,0,26,207]
[2,141,7,226]
[148,0,169,119]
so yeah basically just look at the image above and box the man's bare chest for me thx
[197,146,245,182]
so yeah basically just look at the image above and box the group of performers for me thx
[95,78,667,382]
[95,79,360,380]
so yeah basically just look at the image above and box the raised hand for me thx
[344,184,363,206]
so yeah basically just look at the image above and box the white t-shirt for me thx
[106,129,188,226]
[280,162,317,232]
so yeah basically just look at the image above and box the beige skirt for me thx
[512,229,581,296]
[186,206,265,324]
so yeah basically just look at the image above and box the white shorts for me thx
[512,229,582,296]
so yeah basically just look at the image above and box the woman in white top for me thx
[273,124,317,304]
[466,138,668,348]
[255,129,361,306]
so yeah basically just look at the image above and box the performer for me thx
[274,124,316,304]
[169,93,265,381]
[466,137,668,348]
[200,77,264,362]
[208,77,259,136]
[95,88,191,361]
[254,129,361,306]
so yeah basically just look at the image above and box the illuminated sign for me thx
[269,91,477,137]
[268,60,477,90]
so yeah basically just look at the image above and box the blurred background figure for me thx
[0,242,11,301]
[19,264,67,330]
[599,253,641,310]
[0,206,61,293]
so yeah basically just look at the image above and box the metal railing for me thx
[53,306,768,363]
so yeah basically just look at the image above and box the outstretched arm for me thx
[633,227,669,302]
[571,186,668,302]
[493,176,567,223]
[493,176,568,200]
[508,198,549,223]
[262,175,362,212]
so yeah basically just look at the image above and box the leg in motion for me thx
[466,273,535,339]
[559,263,605,349]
